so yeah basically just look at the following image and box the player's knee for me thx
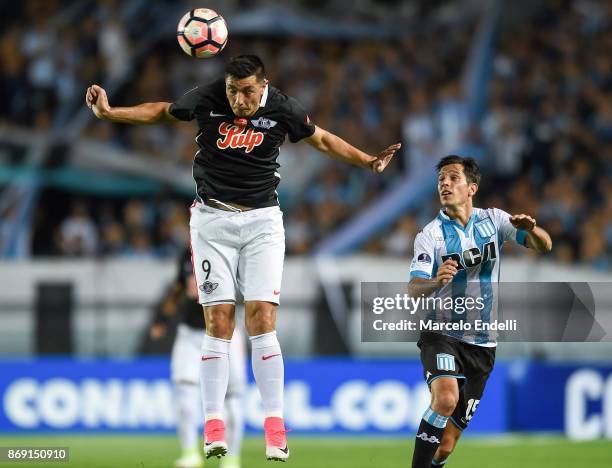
[206,317,234,338]
[204,306,235,338]
[246,302,276,335]
[431,391,459,416]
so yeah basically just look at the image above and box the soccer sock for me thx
[431,457,448,466]
[200,334,231,421]
[411,407,448,468]
[224,393,244,456]
[249,331,284,417]
[175,382,201,452]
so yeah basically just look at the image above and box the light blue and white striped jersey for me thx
[409,207,528,346]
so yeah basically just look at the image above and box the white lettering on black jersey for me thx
[169,79,316,208]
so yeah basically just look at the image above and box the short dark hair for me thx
[436,155,481,185]
[225,55,266,82]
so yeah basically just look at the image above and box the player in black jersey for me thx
[86,54,400,462]
[150,248,246,468]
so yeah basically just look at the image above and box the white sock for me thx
[224,394,244,456]
[249,331,284,417]
[200,334,231,420]
[175,382,201,451]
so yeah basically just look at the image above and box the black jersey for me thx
[177,248,205,329]
[169,79,316,208]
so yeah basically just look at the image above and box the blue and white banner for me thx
[509,362,612,440]
[0,358,507,434]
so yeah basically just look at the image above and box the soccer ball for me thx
[177,8,228,58]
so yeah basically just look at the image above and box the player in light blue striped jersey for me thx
[409,155,552,468]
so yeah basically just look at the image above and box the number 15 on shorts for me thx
[465,398,480,421]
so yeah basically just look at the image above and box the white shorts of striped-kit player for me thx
[171,323,247,395]
[189,201,285,306]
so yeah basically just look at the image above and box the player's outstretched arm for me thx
[85,84,178,124]
[408,259,458,297]
[304,126,401,173]
[510,214,553,253]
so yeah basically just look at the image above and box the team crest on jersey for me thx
[199,281,218,294]
[436,353,456,372]
[475,218,496,237]
[250,117,277,129]
[217,122,264,153]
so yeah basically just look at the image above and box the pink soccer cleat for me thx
[203,418,228,459]
[264,417,290,462]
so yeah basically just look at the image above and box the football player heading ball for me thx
[85,53,400,462]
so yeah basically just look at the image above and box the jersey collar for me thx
[437,209,477,234]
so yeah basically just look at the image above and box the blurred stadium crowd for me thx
[0,0,610,269]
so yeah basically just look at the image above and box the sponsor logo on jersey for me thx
[217,122,264,153]
[250,117,277,129]
[416,432,440,444]
[441,241,497,270]
[199,281,219,294]
[436,353,456,372]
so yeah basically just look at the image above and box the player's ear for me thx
[469,183,478,197]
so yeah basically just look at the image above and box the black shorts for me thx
[418,332,496,431]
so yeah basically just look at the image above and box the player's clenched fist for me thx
[436,259,458,285]
[510,214,536,231]
[85,84,110,119]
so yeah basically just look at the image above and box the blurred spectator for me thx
[383,214,418,257]
[55,202,99,256]
[286,205,315,255]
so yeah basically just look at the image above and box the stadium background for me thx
[0,0,611,466]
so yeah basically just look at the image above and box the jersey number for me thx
[202,260,211,280]
[441,241,496,270]
[465,398,480,421]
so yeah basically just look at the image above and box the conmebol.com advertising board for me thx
[2,359,610,438]
[0,359,506,434]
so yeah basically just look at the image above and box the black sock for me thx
[411,408,448,468]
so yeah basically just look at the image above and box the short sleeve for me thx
[285,97,316,143]
[168,86,203,121]
[492,208,528,247]
[410,231,436,280]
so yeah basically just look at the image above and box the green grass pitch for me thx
[0,434,610,467]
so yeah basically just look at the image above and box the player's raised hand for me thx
[85,84,110,119]
[436,259,458,285]
[510,214,536,231]
[149,323,167,340]
[371,143,401,174]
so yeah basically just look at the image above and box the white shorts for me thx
[189,201,285,305]
[171,323,247,396]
